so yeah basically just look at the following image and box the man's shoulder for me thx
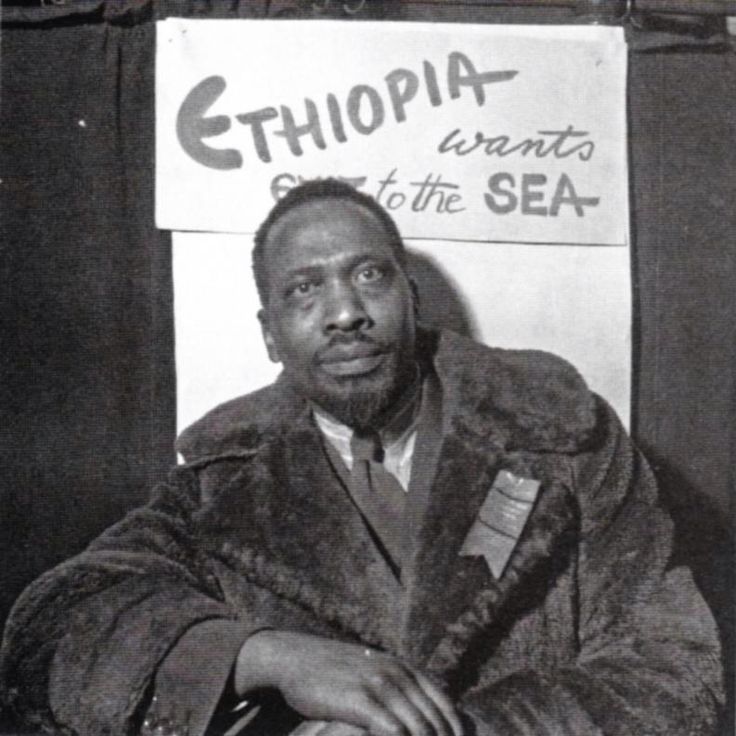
[432,330,599,452]
[175,377,302,463]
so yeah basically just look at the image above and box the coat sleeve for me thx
[0,466,269,736]
[459,400,724,736]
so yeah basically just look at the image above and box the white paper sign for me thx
[157,20,628,246]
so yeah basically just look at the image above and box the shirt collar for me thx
[311,368,422,468]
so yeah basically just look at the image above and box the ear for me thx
[258,309,281,364]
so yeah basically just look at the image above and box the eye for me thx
[286,279,318,298]
[356,264,384,284]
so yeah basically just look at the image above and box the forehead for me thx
[263,198,396,272]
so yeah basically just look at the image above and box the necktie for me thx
[350,430,409,572]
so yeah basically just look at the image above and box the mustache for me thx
[315,332,391,363]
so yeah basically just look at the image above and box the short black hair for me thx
[252,178,408,307]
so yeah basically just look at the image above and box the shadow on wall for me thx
[639,443,734,736]
[407,249,478,340]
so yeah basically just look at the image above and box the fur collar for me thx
[177,328,596,461]
[176,329,596,686]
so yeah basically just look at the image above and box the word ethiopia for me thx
[175,52,518,170]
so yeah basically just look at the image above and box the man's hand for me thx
[290,721,364,736]
[235,630,463,736]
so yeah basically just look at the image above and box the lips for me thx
[318,344,387,377]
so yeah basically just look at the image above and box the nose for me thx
[324,280,371,333]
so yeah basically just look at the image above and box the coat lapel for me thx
[400,332,582,676]
[404,447,579,687]
[401,429,505,663]
[193,406,406,651]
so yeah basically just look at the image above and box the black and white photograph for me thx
[0,1,733,734]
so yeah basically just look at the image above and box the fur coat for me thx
[0,329,723,735]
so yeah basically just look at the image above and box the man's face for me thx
[259,198,417,429]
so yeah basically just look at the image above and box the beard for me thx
[285,334,416,431]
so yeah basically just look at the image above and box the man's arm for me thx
[234,631,463,736]
[0,467,265,736]
[1,463,462,736]
[456,400,723,735]
[144,625,465,736]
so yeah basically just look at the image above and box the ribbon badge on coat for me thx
[460,470,541,579]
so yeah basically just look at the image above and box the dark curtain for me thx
[1,0,734,731]
[0,6,176,633]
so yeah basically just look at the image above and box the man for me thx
[0,179,723,736]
